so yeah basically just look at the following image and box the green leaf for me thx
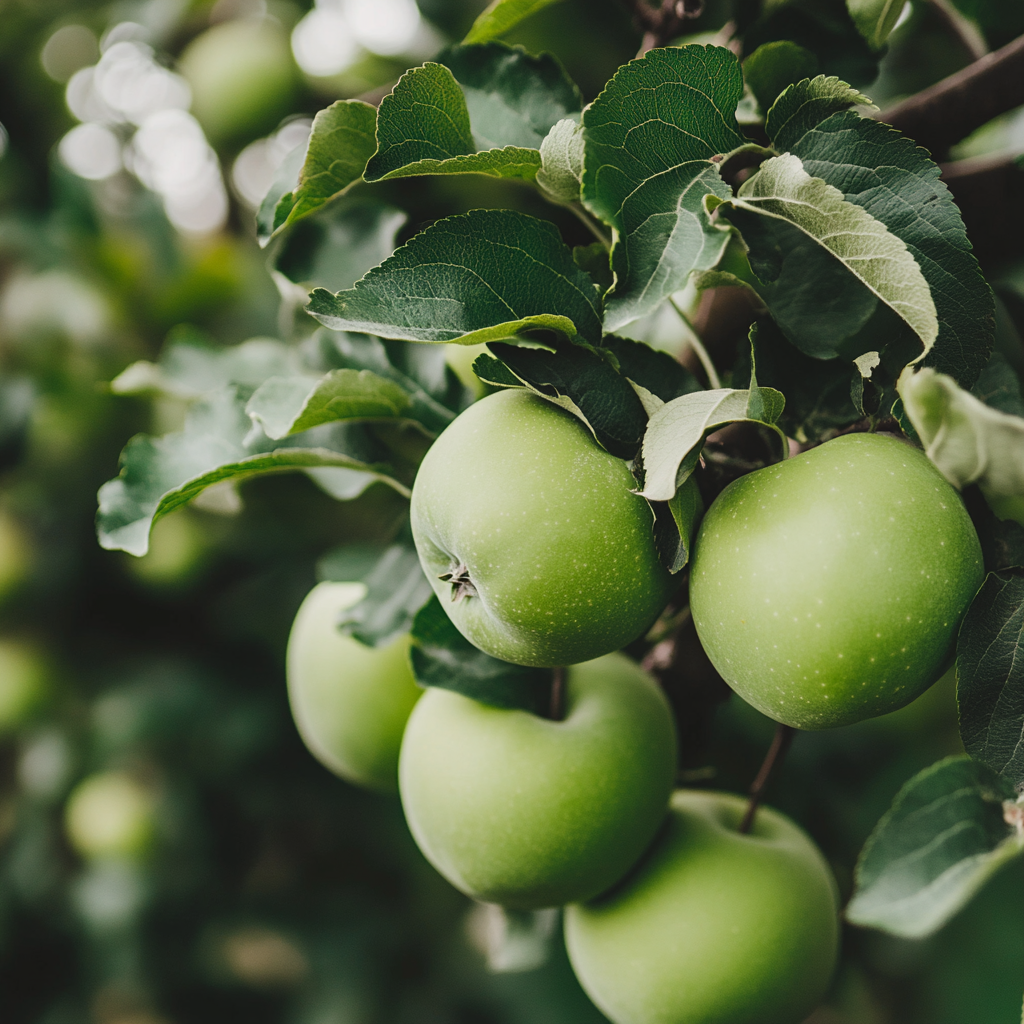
[957,570,1024,787]
[246,369,415,440]
[256,142,305,248]
[972,351,1024,418]
[847,0,908,49]
[743,41,819,113]
[409,596,552,715]
[97,389,414,556]
[899,367,1024,526]
[765,76,874,153]
[653,475,704,574]
[708,153,938,362]
[536,118,583,203]
[328,537,434,647]
[581,45,745,332]
[638,385,786,501]
[257,101,377,245]
[440,42,582,151]
[602,335,702,404]
[306,209,603,347]
[781,109,994,390]
[468,904,559,973]
[463,0,567,44]
[274,200,407,293]
[846,756,1024,938]
[485,341,649,459]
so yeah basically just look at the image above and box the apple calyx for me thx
[438,563,477,603]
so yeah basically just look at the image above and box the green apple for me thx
[398,652,677,910]
[410,389,674,667]
[65,771,156,861]
[0,640,48,732]
[689,432,984,729]
[287,581,421,792]
[565,790,839,1024]
[178,19,297,147]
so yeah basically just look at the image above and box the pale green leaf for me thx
[765,75,875,153]
[246,369,415,440]
[709,153,938,360]
[848,0,908,50]
[535,117,583,203]
[463,0,567,44]
[899,366,1024,524]
[581,45,745,332]
[306,209,603,347]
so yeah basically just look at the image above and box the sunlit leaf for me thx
[463,0,567,44]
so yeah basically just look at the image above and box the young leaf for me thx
[258,101,377,245]
[899,367,1024,526]
[847,0,908,50]
[329,538,435,647]
[463,0,566,44]
[535,118,583,203]
[782,109,994,390]
[708,153,938,362]
[765,76,874,154]
[742,41,819,113]
[957,570,1024,787]
[581,45,745,332]
[246,369,415,440]
[410,596,552,715]
[485,341,648,459]
[274,200,407,293]
[97,389,413,556]
[846,756,1024,938]
[306,210,603,347]
[639,385,786,501]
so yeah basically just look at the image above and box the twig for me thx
[669,296,721,389]
[739,723,795,834]
[940,152,1024,266]
[619,0,706,57]
[549,667,566,721]
[880,32,1024,157]
[929,0,988,62]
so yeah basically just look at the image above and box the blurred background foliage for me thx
[0,0,1022,1022]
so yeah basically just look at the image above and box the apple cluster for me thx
[286,390,985,1024]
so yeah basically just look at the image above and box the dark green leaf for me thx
[410,596,552,714]
[765,75,874,153]
[603,335,702,404]
[472,353,523,388]
[274,200,407,293]
[782,109,994,390]
[973,351,1024,418]
[97,389,413,556]
[330,537,435,647]
[258,101,377,245]
[306,209,603,347]
[581,45,745,332]
[486,340,648,459]
[957,570,1024,786]
[463,0,567,43]
[572,242,612,292]
[440,42,582,151]
[652,475,704,574]
[743,41,819,113]
[846,756,1024,938]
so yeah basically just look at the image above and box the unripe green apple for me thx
[690,433,984,729]
[287,582,421,792]
[565,790,839,1024]
[0,640,48,732]
[65,771,157,861]
[398,652,677,910]
[410,389,674,667]
[178,19,297,147]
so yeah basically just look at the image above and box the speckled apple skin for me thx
[411,389,674,668]
[564,790,839,1024]
[689,433,984,729]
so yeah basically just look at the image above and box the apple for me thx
[410,389,674,667]
[564,789,840,1024]
[65,771,157,861]
[287,581,421,792]
[0,640,48,732]
[689,432,984,729]
[398,652,677,910]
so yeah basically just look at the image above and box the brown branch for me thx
[880,33,1024,158]
[738,723,795,835]
[940,152,1024,266]
[619,0,705,57]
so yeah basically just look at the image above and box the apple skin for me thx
[410,389,674,667]
[398,652,677,909]
[65,772,156,861]
[287,582,422,792]
[689,433,984,729]
[564,790,839,1024]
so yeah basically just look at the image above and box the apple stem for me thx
[549,667,566,722]
[739,724,796,834]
